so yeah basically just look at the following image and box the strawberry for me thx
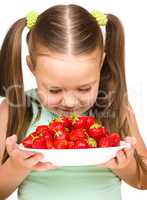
[60,116,72,128]
[69,129,86,141]
[21,135,33,148]
[99,137,110,148]
[21,113,121,150]
[49,120,65,133]
[32,137,47,149]
[74,139,89,149]
[86,116,96,129]
[52,116,72,130]
[71,113,87,129]
[36,125,49,132]
[46,138,54,149]
[54,130,69,141]
[43,130,53,141]
[54,139,68,149]
[68,141,75,149]
[108,133,120,147]
[88,124,108,142]
[22,131,41,148]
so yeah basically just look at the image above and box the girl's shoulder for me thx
[0,99,9,163]
[0,99,8,129]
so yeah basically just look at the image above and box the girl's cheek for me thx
[46,95,62,106]
[38,91,62,106]
[47,96,62,106]
[79,90,98,107]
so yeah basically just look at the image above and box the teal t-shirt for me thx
[18,88,122,200]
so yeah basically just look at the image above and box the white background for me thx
[0,0,147,199]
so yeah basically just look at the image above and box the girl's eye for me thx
[78,88,91,92]
[49,89,62,94]
[48,88,91,94]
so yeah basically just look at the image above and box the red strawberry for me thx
[86,116,96,128]
[88,124,108,142]
[68,141,75,149]
[61,116,72,128]
[74,139,89,149]
[54,139,68,149]
[99,137,110,148]
[32,137,47,149]
[21,112,122,150]
[35,125,55,138]
[46,138,54,149]
[54,130,69,141]
[49,120,65,133]
[71,113,87,129]
[69,129,86,141]
[108,133,120,147]
[21,135,33,148]
[36,125,49,132]
[42,130,53,141]
[52,116,72,130]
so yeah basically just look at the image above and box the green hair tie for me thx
[91,10,108,26]
[26,11,39,29]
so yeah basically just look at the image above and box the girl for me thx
[0,4,147,200]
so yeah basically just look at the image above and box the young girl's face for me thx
[27,48,103,116]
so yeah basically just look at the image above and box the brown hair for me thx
[0,4,146,186]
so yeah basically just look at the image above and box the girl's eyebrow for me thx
[48,80,98,89]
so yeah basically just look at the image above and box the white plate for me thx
[18,141,131,166]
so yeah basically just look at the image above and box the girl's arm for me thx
[0,100,58,199]
[0,101,30,199]
[97,101,147,189]
[125,102,147,155]
[0,158,31,199]
[113,102,147,189]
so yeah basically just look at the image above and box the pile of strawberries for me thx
[21,113,120,149]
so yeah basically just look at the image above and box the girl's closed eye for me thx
[48,89,62,94]
[77,87,91,92]
[48,88,92,94]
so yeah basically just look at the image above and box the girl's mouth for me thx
[60,108,74,112]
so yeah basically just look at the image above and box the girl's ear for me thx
[26,55,35,75]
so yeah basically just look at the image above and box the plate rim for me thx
[18,140,130,152]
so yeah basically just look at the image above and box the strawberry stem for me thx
[88,137,97,147]
[90,123,101,129]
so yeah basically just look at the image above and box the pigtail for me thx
[98,14,147,188]
[0,18,33,163]
[94,14,128,134]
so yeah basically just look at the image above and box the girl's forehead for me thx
[34,49,102,86]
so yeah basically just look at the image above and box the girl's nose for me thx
[61,92,78,108]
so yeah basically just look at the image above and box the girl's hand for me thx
[6,135,59,171]
[96,136,137,170]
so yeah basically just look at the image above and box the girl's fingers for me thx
[6,135,36,160]
[115,150,127,166]
[96,137,136,170]
[6,135,18,155]
[24,153,44,167]
[123,147,134,159]
[11,148,36,160]
[96,157,117,169]
[32,162,59,171]
[5,135,54,170]
[125,136,136,147]
[105,158,118,169]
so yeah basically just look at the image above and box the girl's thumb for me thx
[125,136,137,145]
